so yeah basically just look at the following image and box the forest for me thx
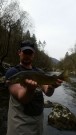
[0,0,76,75]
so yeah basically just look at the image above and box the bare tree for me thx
[0,0,34,74]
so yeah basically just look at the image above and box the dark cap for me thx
[20,40,35,53]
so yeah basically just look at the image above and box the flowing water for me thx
[43,81,76,135]
[0,79,76,135]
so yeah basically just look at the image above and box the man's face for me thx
[18,49,35,65]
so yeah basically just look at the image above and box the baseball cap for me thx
[20,40,35,53]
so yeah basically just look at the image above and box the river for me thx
[43,81,76,135]
[0,80,76,135]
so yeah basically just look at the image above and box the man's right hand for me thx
[24,79,38,90]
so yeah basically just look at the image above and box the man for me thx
[5,40,62,135]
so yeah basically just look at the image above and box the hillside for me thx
[51,57,60,64]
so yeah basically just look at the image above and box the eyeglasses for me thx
[23,50,34,55]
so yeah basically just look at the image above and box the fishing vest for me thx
[15,64,44,116]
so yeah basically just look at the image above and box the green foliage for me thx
[57,45,76,74]
[33,50,53,71]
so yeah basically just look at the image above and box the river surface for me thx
[0,80,76,135]
[43,81,76,135]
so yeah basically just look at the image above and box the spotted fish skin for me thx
[7,70,69,85]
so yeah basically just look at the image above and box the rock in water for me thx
[44,100,53,108]
[48,102,76,130]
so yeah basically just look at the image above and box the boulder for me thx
[48,102,76,130]
[44,100,53,108]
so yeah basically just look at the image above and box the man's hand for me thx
[41,79,63,96]
[52,79,63,88]
[24,79,38,91]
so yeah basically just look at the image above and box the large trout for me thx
[7,70,69,85]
